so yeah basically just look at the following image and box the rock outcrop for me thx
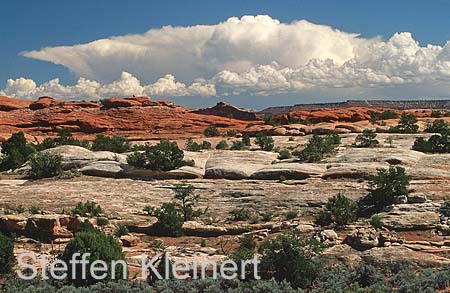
[193,102,258,121]
[0,97,250,142]
[0,96,31,111]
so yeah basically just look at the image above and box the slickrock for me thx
[0,96,31,111]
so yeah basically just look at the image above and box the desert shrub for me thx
[226,130,238,137]
[430,110,443,118]
[255,133,274,151]
[425,119,450,134]
[368,110,398,123]
[172,184,201,221]
[0,232,15,276]
[148,202,184,236]
[230,139,246,150]
[261,211,274,222]
[285,210,298,220]
[229,208,252,221]
[230,234,257,265]
[293,133,340,162]
[277,149,292,160]
[153,278,298,293]
[204,124,220,137]
[389,113,419,133]
[126,151,146,168]
[361,166,410,210]
[353,129,379,148]
[127,139,189,171]
[72,201,103,217]
[200,140,212,150]
[28,206,41,214]
[0,132,36,171]
[40,128,91,150]
[29,151,63,179]
[96,217,109,227]
[412,134,450,153]
[215,140,229,150]
[185,139,212,151]
[91,135,130,153]
[370,215,384,229]
[60,231,126,286]
[115,225,129,237]
[263,113,277,126]
[316,194,358,228]
[242,134,251,146]
[258,230,326,288]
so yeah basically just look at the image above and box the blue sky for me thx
[2,0,450,109]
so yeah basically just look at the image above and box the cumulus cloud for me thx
[0,72,216,100]
[4,15,450,100]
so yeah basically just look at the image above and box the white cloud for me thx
[0,72,215,100]
[3,15,450,100]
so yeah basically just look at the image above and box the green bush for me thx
[277,149,292,160]
[91,135,130,153]
[389,113,419,133]
[230,139,246,150]
[172,184,201,221]
[255,133,274,151]
[115,225,129,237]
[285,210,298,220]
[263,113,278,126]
[353,129,379,148]
[368,110,398,123]
[29,151,63,179]
[204,125,220,137]
[226,130,238,137]
[215,140,229,150]
[60,231,126,286]
[258,230,326,288]
[35,129,91,151]
[430,110,443,118]
[412,134,450,153]
[370,215,384,229]
[230,234,257,265]
[127,139,190,171]
[148,202,184,236]
[242,134,251,146]
[362,166,410,210]
[185,139,212,152]
[0,132,36,171]
[72,201,103,217]
[316,194,358,228]
[293,133,340,162]
[0,232,15,276]
[229,208,252,221]
[425,119,450,134]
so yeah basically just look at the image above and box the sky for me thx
[2,0,450,110]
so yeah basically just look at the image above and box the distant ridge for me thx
[260,99,450,114]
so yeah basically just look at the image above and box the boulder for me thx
[29,96,61,110]
[182,221,228,237]
[80,161,124,177]
[408,194,427,204]
[250,163,324,180]
[322,163,388,179]
[25,214,63,239]
[335,124,363,133]
[168,166,204,179]
[120,234,140,247]
[0,215,27,234]
[204,151,277,179]
[378,203,440,231]
[345,228,380,251]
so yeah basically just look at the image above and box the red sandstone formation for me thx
[193,101,258,121]
[0,96,251,142]
[0,96,31,111]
